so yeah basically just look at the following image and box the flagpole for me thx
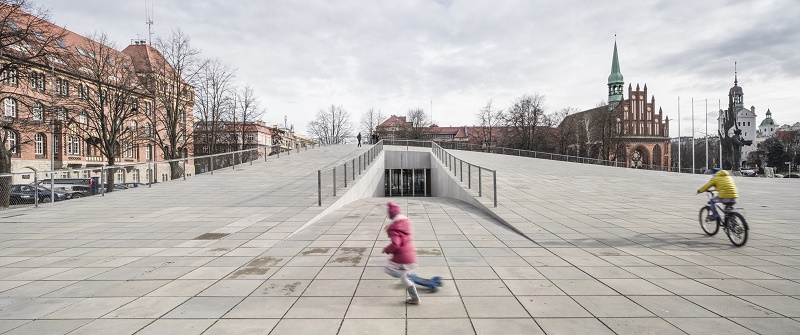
[678,97,681,173]
[692,97,694,174]
[719,99,722,169]
[705,99,709,171]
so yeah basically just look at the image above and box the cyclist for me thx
[697,167,739,220]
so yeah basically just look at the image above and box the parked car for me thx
[740,169,756,177]
[786,174,800,178]
[774,174,784,178]
[123,182,146,188]
[36,178,100,196]
[9,184,70,205]
[113,184,129,190]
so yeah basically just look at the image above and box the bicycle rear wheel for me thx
[724,212,748,247]
[699,206,719,236]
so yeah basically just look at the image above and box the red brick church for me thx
[559,42,671,168]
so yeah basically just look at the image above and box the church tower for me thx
[608,41,624,109]
[729,63,744,111]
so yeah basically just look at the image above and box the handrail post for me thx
[468,164,471,189]
[352,158,355,180]
[359,156,362,175]
[493,170,497,207]
[34,173,39,207]
[344,162,347,188]
[264,146,267,161]
[478,167,482,197]
[232,152,235,170]
[318,170,322,206]
[454,158,457,176]
[333,167,337,196]
[183,157,187,180]
[211,154,215,174]
[100,166,105,196]
[460,160,463,182]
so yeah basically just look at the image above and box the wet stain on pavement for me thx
[301,248,331,255]
[247,256,283,267]
[339,247,367,255]
[229,267,269,278]
[264,281,302,295]
[193,233,230,240]
[417,249,442,256]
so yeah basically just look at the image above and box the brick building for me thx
[560,42,671,168]
[1,4,192,183]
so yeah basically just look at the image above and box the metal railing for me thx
[430,141,497,207]
[382,139,497,208]
[426,140,677,172]
[0,142,320,209]
[317,140,384,206]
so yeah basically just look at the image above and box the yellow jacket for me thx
[698,170,738,198]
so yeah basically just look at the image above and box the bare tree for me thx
[360,107,383,142]
[400,107,430,140]
[63,32,143,192]
[233,84,265,152]
[503,93,547,151]
[307,104,353,144]
[147,29,205,179]
[473,99,504,149]
[553,107,580,155]
[0,0,66,206]
[194,58,235,156]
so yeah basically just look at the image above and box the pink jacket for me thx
[382,214,417,264]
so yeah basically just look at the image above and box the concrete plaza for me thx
[0,143,798,334]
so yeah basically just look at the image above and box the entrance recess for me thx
[384,169,431,197]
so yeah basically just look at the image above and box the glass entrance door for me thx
[385,169,430,197]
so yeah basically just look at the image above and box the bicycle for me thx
[698,190,749,246]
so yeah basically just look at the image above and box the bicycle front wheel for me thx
[699,206,719,236]
[725,212,749,247]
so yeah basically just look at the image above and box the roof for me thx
[608,41,624,83]
[760,116,777,127]
[426,125,466,138]
[2,5,183,93]
[377,115,411,128]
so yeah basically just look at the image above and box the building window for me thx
[66,135,81,156]
[57,107,66,120]
[6,130,17,154]
[35,133,45,155]
[131,120,137,133]
[124,142,133,158]
[145,144,151,160]
[56,78,69,96]
[1,67,18,86]
[79,111,87,124]
[78,83,88,100]
[29,71,45,91]
[145,123,152,137]
[246,133,254,142]
[4,98,17,117]
[32,101,43,120]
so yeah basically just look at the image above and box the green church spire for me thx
[608,40,624,108]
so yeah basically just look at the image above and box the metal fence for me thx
[0,143,320,209]
[427,141,679,172]
[317,141,384,206]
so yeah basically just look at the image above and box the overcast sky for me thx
[37,0,799,138]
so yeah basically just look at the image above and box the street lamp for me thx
[49,58,55,202]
